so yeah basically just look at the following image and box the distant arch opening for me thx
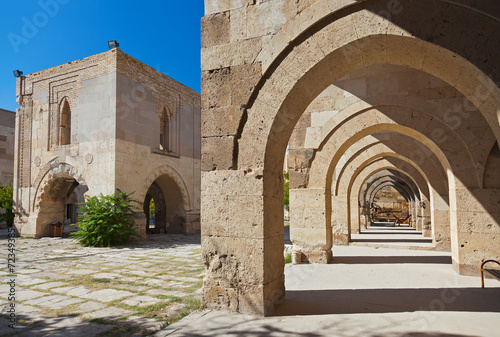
[143,174,186,234]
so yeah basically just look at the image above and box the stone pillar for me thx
[452,186,500,275]
[350,197,361,234]
[422,196,432,237]
[331,194,350,245]
[183,211,201,235]
[289,188,333,263]
[202,170,285,316]
[432,194,450,250]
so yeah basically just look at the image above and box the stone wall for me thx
[0,109,15,187]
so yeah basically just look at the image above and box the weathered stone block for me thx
[201,11,231,48]
[202,136,235,171]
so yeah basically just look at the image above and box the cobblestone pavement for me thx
[0,233,204,336]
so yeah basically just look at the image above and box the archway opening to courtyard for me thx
[143,174,186,235]
[36,174,87,237]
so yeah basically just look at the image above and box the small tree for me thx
[71,190,139,247]
[283,172,289,211]
[0,183,14,226]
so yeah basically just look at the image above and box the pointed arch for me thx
[159,105,180,156]
[59,97,71,145]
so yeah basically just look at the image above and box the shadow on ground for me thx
[331,256,452,264]
[272,288,500,316]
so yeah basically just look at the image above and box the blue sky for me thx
[0,0,204,112]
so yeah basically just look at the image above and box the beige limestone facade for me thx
[13,49,201,238]
[201,0,500,316]
[0,108,15,187]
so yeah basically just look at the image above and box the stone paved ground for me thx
[0,233,204,336]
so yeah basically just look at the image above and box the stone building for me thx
[0,108,15,186]
[13,48,201,237]
[200,0,500,315]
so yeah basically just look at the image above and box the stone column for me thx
[289,188,333,263]
[183,211,201,235]
[331,194,350,245]
[202,170,285,316]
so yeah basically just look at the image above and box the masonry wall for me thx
[0,109,15,187]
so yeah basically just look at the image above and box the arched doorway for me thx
[35,174,87,237]
[143,174,186,235]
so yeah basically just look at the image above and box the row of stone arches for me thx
[201,0,500,315]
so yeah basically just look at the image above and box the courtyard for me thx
[0,233,204,336]
[2,227,499,336]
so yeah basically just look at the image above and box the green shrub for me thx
[284,253,292,264]
[0,183,14,226]
[71,190,140,247]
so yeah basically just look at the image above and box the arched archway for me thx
[139,165,196,235]
[201,0,500,315]
[33,161,88,237]
[143,175,186,235]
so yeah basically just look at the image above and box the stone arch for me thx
[369,181,413,223]
[139,164,191,212]
[369,181,414,207]
[333,139,447,197]
[362,171,421,206]
[33,160,87,213]
[350,162,434,237]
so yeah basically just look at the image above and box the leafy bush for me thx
[71,190,140,247]
[0,183,14,226]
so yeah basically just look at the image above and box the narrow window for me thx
[60,99,71,145]
[159,106,179,155]
[160,107,169,151]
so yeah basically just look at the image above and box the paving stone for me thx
[32,282,67,290]
[82,307,132,320]
[124,270,150,276]
[66,286,93,297]
[16,275,48,286]
[143,278,165,287]
[168,276,201,283]
[66,269,97,275]
[17,289,47,301]
[49,323,115,337]
[125,315,163,331]
[122,295,162,307]
[51,286,80,294]
[17,269,41,274]
[91,272,121,280]
[146,289,189,298]
[81,289,134,302]
[24,294,83,309]
[73,301,106,313]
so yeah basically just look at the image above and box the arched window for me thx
[160,107,169,151]
[159,106,179,155]
[60,99,71,145]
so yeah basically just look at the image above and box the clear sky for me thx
[0,0,204,112]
